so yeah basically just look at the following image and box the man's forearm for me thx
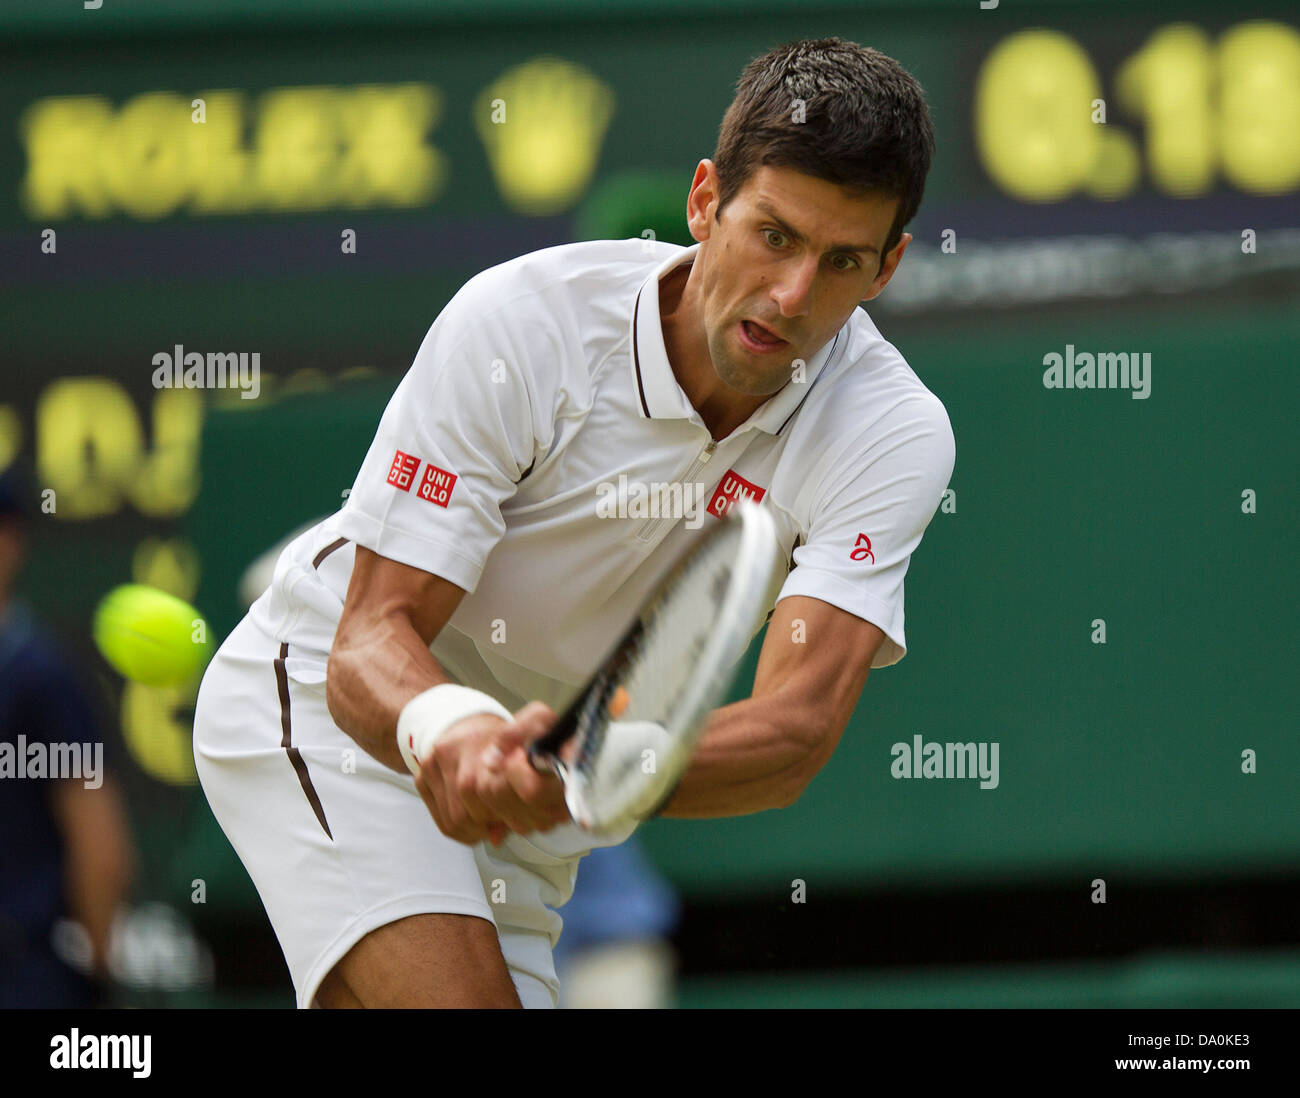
[52,778,135,979]
[326,614,454,773]
[656,694,828,818]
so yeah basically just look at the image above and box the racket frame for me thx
[529,498,780,829]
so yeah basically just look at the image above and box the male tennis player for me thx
[194,37,954,1008]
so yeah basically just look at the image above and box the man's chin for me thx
[717,368,787,398]
[706,335,784,396]
[716,351,781,391]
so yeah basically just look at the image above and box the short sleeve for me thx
[334,278,553,592]
[777,392,954,667]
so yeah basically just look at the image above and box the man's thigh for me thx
[316,913,520,1008]
[193,617,510,1008]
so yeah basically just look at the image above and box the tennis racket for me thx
[528,497,782,833]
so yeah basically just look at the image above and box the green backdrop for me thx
[177,291,1298,901]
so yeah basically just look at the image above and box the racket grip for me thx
[527,743,567,783]
[526,744,552,773]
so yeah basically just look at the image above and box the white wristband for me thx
[396,684,513,777]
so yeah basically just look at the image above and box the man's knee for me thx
[316,912,521,1008]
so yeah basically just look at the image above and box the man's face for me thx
[686,162,910,398]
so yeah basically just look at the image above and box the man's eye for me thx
[762,228,787,248]
[831,254,860,271]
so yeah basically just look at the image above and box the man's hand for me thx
[413,701,571,846]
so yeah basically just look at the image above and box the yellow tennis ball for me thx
[93,584,213,687]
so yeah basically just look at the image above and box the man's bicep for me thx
[752,595,886,748]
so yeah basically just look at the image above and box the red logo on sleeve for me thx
[417,463,458,507]
[850,533,875,563]
[386,450,420,492]
[707,470,766,519]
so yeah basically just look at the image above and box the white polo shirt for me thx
[251,234,954,752]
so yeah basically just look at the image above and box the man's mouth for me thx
[739,319,788,350]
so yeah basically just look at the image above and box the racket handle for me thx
[530,704,579,756]
[527,743,567,782]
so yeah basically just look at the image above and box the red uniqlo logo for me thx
[386,450,420,492]
[707,470,766,518]
[417,463,457,508]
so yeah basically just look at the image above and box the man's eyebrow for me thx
[754,201,880,256]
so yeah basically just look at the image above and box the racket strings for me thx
[573,529,741,785]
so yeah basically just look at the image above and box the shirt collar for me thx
[629,243,842,436]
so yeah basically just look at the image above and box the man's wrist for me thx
[396,684,513,776]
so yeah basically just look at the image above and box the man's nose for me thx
[771,256,817,317]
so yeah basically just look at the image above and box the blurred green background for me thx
[2,0,1297,1006]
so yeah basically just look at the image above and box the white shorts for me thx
[193,610,578,1009]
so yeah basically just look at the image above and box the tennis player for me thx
[193,37,954,1008]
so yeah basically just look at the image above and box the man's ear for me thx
[686,160,720,243]
[862,231,912,302]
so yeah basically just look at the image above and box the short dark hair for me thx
[712,37,935,260]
